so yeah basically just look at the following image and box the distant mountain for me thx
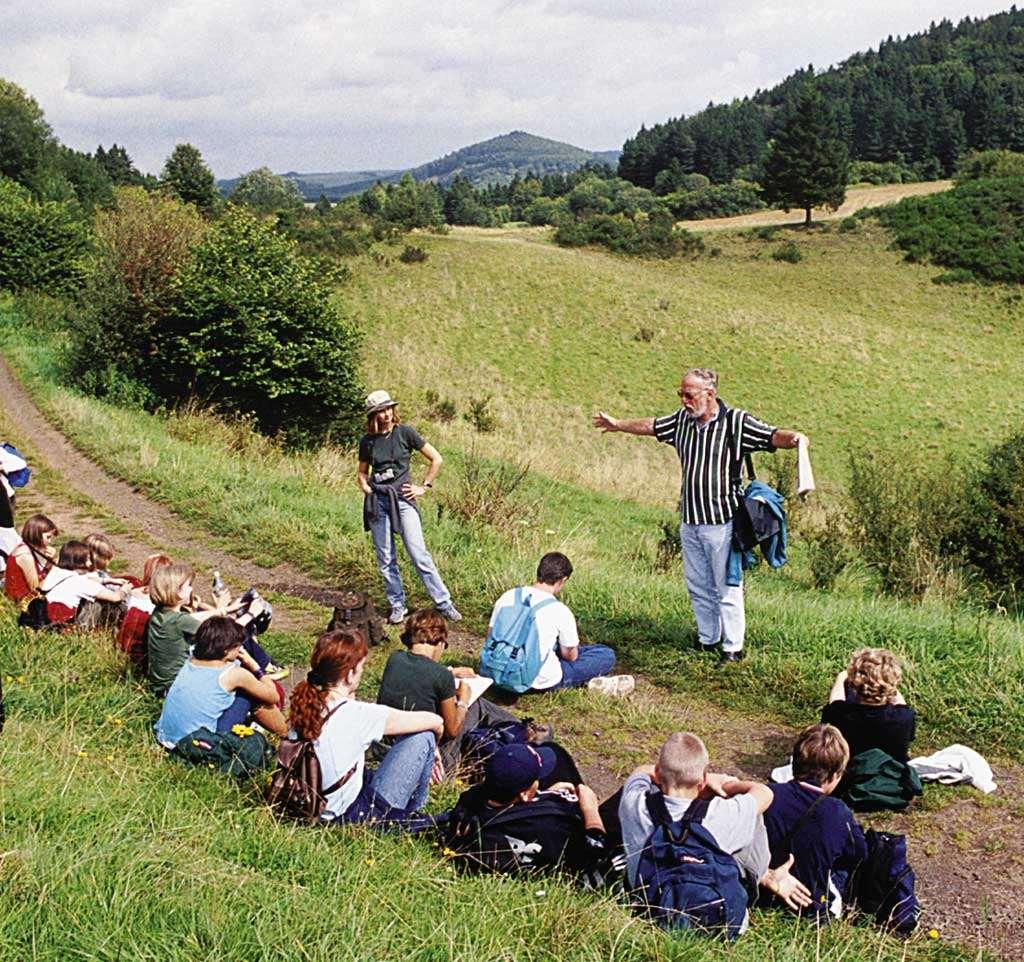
[218,131,620,201]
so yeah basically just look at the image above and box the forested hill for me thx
[272,132,618,200]
[620,7,1024,190]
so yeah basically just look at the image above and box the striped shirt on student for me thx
[654,401,777,525]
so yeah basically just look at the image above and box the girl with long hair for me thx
[4,514,58,605]
[290,627,443,824]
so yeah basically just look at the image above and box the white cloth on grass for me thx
[909,744,997,794]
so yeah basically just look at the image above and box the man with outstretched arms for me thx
[593,368,806,664]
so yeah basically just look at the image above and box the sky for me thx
[0,0,1014,178]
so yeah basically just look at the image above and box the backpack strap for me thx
[316,699,359,798]
[778,790,829,852]
[645,791,712,839]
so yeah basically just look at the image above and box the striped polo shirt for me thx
[654,401,776,525]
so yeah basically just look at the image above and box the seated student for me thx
[483,552,630,694]
[444,742,609,879]
[377,608,519,771]
[117,553,170,670]
[619,732,811,933]
[4,514,58,605]
[290,627,443,825]
[764,724,867,920]
[84,533,136,587]
[146,563,275,697]
[821,648,915,763]
[41,540,130,627]
[155,616,287,748]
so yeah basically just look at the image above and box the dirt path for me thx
[678,180,952,231]
[1,353,1020,959]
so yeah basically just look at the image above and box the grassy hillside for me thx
[349,220,1023,508]
[2,213,1023,760]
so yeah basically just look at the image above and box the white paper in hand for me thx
[796,436,815,496]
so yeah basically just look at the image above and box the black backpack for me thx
[266,702,355,823]
[635,794,749,940]
[851,829,920,936]
[326,589,386,647]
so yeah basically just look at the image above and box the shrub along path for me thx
[1,354,1021,960]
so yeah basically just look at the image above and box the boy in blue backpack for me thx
[481,552,628,694]
[620,732,811,936]
[764,724,867,920]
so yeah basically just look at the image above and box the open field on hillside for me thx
[679,180,953,230]
[351,217,1022,508]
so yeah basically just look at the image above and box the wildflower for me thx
[534,890,546,898]
[545,529,556,535]
[106,754,115,762]
[4,675,11,684]
[77,750,88,758]
[231,724,255,738]
[441,847,457,858]
[929,929,939,940]
[365,858,376,867]
[16,675,24,684]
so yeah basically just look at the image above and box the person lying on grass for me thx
[377,607,519,774]
[155,616,287,748]
[4,513,57,606]
[290,627,444,827]
[441,742,611,882]
[145,563,280,698]
[40,539,130,628]
[763,723,866,921]
[822,648,915,765]
[619,731,812,935]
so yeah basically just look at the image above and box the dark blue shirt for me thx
[765,781,867,915]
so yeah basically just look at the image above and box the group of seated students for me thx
[2,507,917,934]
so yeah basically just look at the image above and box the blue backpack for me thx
[1,443,30,489]
[635,793,749,940]
[478,587,557,693]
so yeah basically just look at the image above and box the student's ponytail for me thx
[290,628,369,740]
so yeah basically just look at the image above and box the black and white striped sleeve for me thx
[740,413,777,453]
[653,409,682,446]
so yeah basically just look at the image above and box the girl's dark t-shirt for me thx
[820,699,916,762]
[377,649,456,713]
[359,424,425,481]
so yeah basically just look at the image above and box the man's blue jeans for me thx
[548,644,617,689]
[680,519,745,652]
[368,496,451,609]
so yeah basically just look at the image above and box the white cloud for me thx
[0,0,1012,176]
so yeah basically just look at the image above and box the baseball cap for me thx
[484,743,557,798]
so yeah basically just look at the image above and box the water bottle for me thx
[212,570,226,597]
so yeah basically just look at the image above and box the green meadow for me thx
[0,220,1021,960]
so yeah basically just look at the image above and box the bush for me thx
[64,187,205,399]
[0,177,88,293]
[877,176,1024,282]
[954,149,1024,184]
[772,241,802,263]
[803,509,852,590]
[848,160,913,185]
[153,207,364,445]
[440,453,536,536]
[958,431,1024,606]
[846,448,968,599]
[463,394,498,433]
[423,389,456,422]
[399,245,429,264]
[654,521,681,573]
[553,209,704,259]
[662,180,764,220]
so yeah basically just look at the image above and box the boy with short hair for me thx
[764,723,867,919]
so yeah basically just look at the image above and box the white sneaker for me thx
[587,674,635,697]
[388,605,408,624]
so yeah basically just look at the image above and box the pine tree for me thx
[161,144,219,216]
[762,83,848,226]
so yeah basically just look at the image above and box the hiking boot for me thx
[587,674,635,697]
[388,605,408,624]
[716,649,746,668]
[437,602,463,622]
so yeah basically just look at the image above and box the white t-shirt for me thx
[40,566,106,611]
[314,698,390,820]
[0,527,19,574]
[488,585,579,690]
[618,772,765,888]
